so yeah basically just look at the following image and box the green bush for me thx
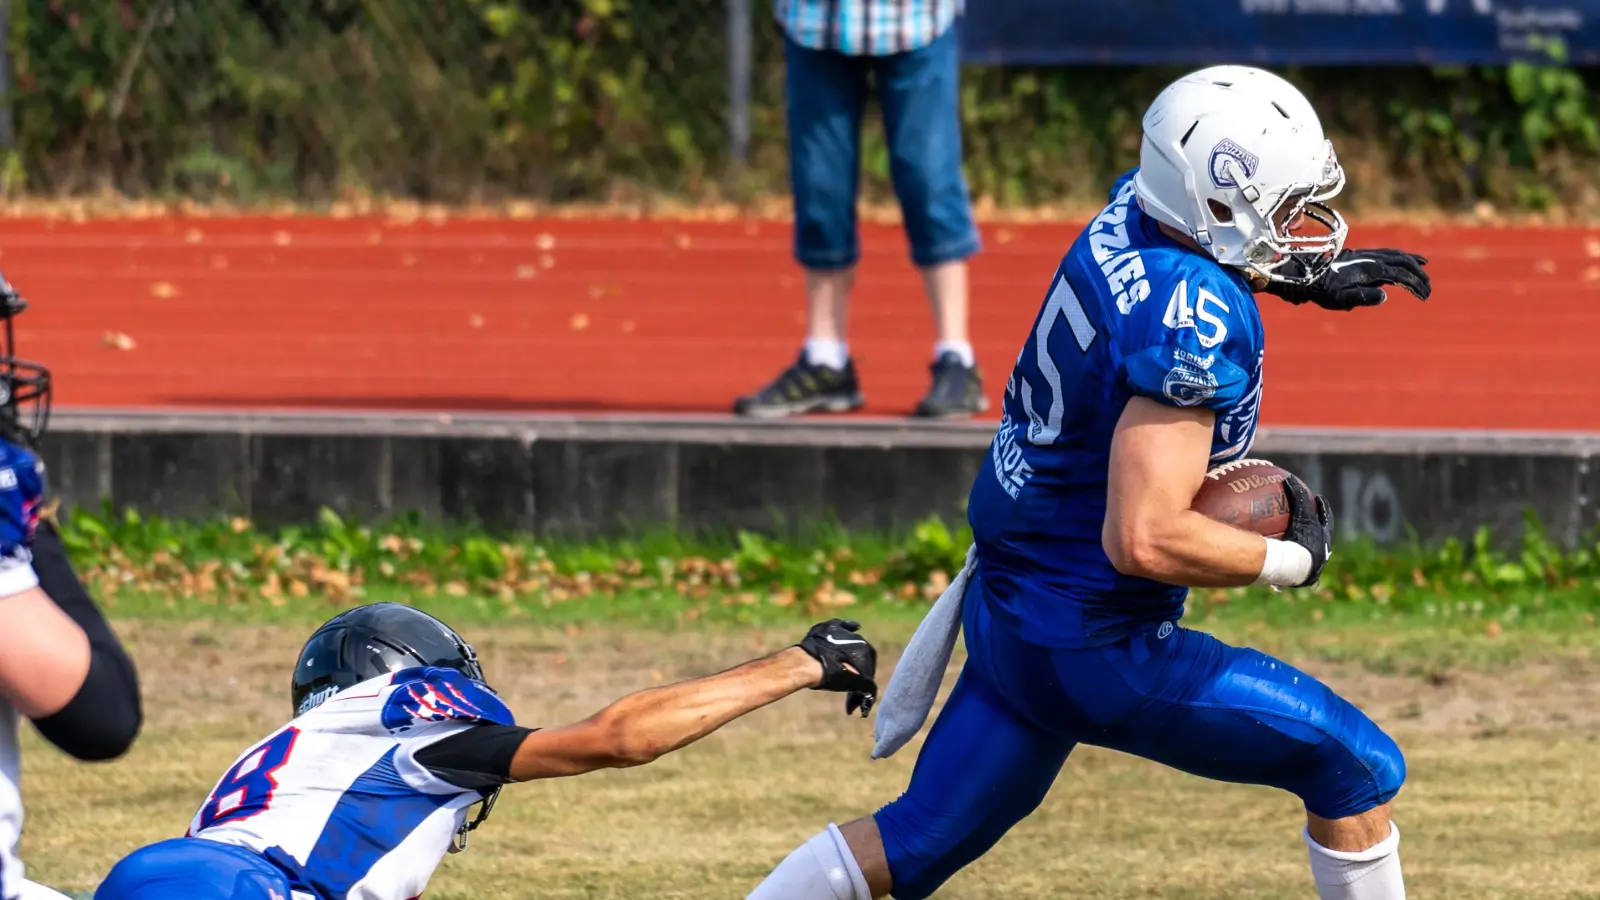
[9,0,738,201]
[51,501,1600,615]
[958,62,1600,213]
[9,1,1600,212]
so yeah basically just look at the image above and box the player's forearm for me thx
[508,646,824,780]
[593,647,822,766]
[1103,508,1267,588]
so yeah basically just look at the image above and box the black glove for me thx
[1266,249,1431,311]
[1281,476,1334,588]
[796,618,878,718]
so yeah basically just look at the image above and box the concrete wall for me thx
[34,410,1600,547]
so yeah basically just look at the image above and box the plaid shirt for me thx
[775,0,962,56]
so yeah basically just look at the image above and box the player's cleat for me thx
[733,353,865,418]
[913,351,989,419]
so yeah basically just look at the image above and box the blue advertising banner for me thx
[960,1,1600,66]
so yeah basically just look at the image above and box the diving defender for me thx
[96,604,878,899]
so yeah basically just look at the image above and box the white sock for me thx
[746,823,871,900]
[13,880,76,900]
[804,339,849,371]
[933,340,975,368]
[1304,823,1405,900]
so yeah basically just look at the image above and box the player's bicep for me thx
[1104,397,1216,562]
[504,714,641,781]
[0,581,91,718]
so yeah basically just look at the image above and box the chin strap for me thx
[449,786,502,854]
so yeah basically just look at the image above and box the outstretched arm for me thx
[508,614,876,778]
[1260,249,1431,311]
[507,619,875,781]
[507,645,823,780]
[413,619,878,788]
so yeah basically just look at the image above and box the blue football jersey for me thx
[0,437,45,600]
[968,169,1266,648]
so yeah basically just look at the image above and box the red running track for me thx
[0,213,1588,431]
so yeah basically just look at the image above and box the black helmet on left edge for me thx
[0,272,51,445]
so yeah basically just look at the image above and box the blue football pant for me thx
[95,838,291,900]
[873,579,1405,900]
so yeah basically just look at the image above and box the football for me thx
[1191,458,1300,538]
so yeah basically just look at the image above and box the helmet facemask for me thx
[1221,142,1348,286]
[0,277,51,447]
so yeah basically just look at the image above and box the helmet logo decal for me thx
[296,683,343,716]
[1208,139,1260,190]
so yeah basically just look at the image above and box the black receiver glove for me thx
[1281,476,1335,588]
[1265,249,1432,311]
[796,618,878,718]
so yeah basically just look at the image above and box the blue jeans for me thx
[872,575,1406,900]
[95,839,290,900]
[784,25,980,270]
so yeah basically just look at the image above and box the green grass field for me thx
[19,511,1600,898]
[16,584,1600,900]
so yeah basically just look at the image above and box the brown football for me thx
[1191,458,1299,539]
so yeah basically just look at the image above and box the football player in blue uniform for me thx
[745,66,1432,900]
[95,604,878,900]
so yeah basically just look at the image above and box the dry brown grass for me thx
[17,620,1600,899]
[0,190,1594,229]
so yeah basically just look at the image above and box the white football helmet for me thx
[1133,65,1346,285]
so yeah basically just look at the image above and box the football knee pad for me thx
[1347,726,1407,811]
[1307,721,1406,820]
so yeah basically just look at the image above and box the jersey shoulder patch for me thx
[1117,255,1259,412]
[380,667,516,735]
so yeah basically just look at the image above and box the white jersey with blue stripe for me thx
[186,666,515,900]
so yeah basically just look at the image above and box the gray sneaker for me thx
[913,352,989,419]
[733,353,866,418]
